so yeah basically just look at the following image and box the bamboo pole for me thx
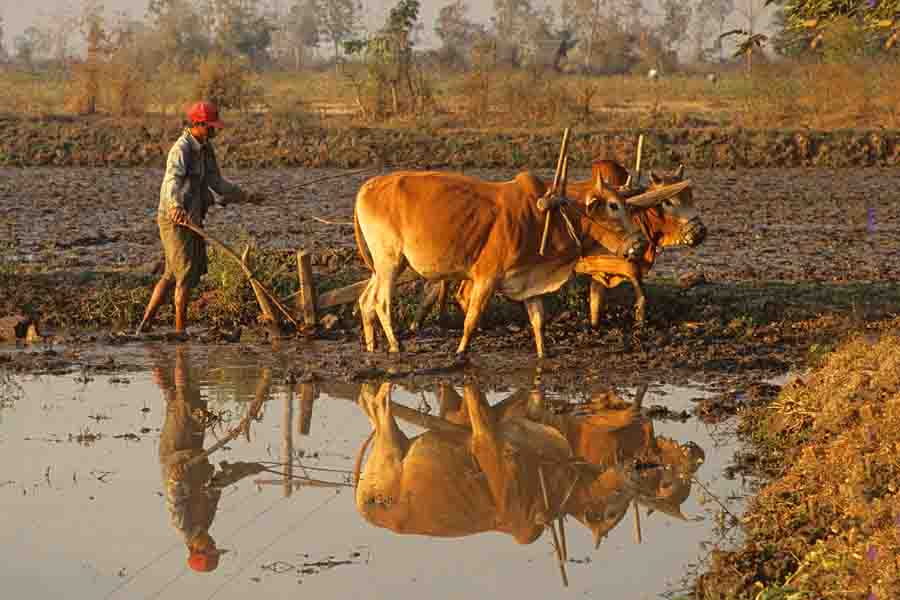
[634,134,645,186]
[298,382,316,436]
[296,250,317,328]
[283,385,294,498]
[633,500,643,544]
[540,128,571,257]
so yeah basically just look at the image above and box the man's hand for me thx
[170,206,190,225]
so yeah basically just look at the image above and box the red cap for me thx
[188,550,220,572]
[187,101,226,128]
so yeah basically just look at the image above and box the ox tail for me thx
[353,203,375,272]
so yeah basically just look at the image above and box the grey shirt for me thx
[158,129,240,225]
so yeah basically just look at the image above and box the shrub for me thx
[194,54,263,112]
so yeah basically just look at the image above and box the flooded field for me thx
[0,343,751,600]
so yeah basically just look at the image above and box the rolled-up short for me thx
[159,217,208,289]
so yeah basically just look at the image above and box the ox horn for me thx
[625,179,692,208]
[675,163,685,179]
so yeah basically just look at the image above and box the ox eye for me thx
[662,199,673,208]
[609,202,620,211]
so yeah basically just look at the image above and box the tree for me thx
[435,0,485,64]
[273,0,320,69]
[767,0,900,53]
[319,0,360,61]
[212,0,274,67]
[14,27,51,70]
[344,0,422,115]
[0,13,8,62]
[720,28,768,73]
[491,0,536,65]
[657,0,693,54]
[146,0,211,68]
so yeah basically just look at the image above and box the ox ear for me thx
[675,164,685,179]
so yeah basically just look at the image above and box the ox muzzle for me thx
[680,218,707,247]
[621,232,649,262]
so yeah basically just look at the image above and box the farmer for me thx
[136,100,257,336]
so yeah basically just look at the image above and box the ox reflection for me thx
[353,381,705,552]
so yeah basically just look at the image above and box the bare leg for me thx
[589,280,606,329]
[525,297,547,358]
[136,277,173,333]
[456,278,496,354]
[174,285,190,333]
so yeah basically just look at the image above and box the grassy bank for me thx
[696,333,900,599]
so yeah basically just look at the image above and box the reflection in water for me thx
[153,347,269,573]
[354,381,705,583]
[148,356,706,587]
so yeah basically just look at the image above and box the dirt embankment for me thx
[1,115,898,169]
[696,333,900,600]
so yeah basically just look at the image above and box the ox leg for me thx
[456,279,496,355]
[525,297,547,358]
[372,263,403,353]
[589,281,607,329]
[630,277,647,326]
[410,281,447,332]
[359,277,379,352]
[464,384,514,523]
[455,280,471,313]
[356,382,409,509]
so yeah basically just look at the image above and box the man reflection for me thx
[155,347,267,573]
[353,381,704,548]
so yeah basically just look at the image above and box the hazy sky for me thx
[1,0,776,54]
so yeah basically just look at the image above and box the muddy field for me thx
[1,162,899,599]
[0,163,897,395]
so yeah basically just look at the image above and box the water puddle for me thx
[1,344,749,599]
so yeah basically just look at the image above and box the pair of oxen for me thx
[353,160,706,357]
[353,380,704,548]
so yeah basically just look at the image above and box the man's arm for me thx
[162,141,192,224]
[206,145,241,200]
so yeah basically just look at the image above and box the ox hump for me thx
[512,171,547,198]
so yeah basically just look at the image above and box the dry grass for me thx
[2,60,899,130]
[707,331,900,599]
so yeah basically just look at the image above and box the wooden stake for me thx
[296,250,317,328]
[634,134,644,186]
[538,465,569,588]
[632,500,643,544]
[316,271,419,310]
[298,382,316,435]
[283,385,294,498]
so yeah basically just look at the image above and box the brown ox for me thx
[420,161,706,330]
[577,160,706,327]
[353,170,648,357]
[354,382,704,549]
